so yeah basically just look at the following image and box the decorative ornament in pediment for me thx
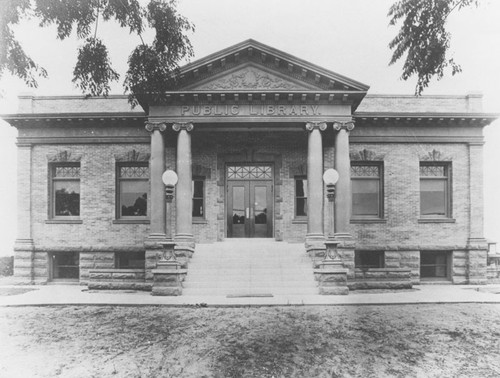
[114,149,150,162]
[194,66,309,91]
[420,149,452,161]
[47,150,81,162]
[350,149,385,161]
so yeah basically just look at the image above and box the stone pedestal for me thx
[151,241,187,296]
[314,265,349,295]
[151,262,187,296]
[314,239,349,295]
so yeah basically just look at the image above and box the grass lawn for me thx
[1,304,499,377]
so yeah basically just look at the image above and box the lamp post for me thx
[160,170,178,262]
[323,169,341,262]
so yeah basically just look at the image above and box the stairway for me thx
[182,239,318,296]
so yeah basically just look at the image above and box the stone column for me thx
[333,121,355,237]
[144,122,167,285]
[145,122,167,240]
[305,122,327,253]
[467,142,488,284]
[14,143,35,283]
[173,123,195,255]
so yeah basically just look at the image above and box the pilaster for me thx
[14,143,35,283]
[466,142,488,284]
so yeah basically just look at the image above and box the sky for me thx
[0,0,499,255]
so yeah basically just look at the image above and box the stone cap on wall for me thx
[356,93,484,114]
[16,94,144,115]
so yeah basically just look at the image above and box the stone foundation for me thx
[349,268,412,290]
[88,269,151,290]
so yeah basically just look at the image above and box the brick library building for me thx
[3,40,498,295]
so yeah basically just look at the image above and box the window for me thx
[295,177,307,217]
[50,163,80,218]
[115,251,145,269]
[355,251,384,269]
[50,252,79,280]
[420,251,450,279]
[117,163,149,218]
[351,163,383,218]
[192,177,205,218]
[420,163,451,218]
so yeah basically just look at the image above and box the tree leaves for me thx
[1,0,194,104]
[72,37,119,97]
[0,0,47,88]
[388,0,479,95]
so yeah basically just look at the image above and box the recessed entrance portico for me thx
[145,39,368,254]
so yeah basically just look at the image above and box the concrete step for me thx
[182,287,319,296]
[183,241,318,296]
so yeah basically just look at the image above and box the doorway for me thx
[226,165,273,238]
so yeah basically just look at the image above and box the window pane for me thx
[193,198,204,217]
[193,180,204,198]
[254,186,267,225]
[116,252,145,269]
[120,180,148,216]
[296,198,307,216]
[421,252,448,278]
[352,179,379,216]
[54,181,80,216]
[232,186,245,224]
[420,179,446,215]
[52,252,79,279]
[355,251,384,269]
[296,179,307,197]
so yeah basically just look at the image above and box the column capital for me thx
[333,121,355,132]
[305,121,327,132]
[173,122,194,132]
[145,121,167,133]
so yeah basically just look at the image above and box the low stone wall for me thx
[349,268,412,290]
[88,269,151,291]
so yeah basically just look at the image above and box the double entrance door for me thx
[227,165,273,238]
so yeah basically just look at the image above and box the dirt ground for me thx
[0,304,499,377]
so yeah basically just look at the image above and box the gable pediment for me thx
[177,39,370,94]
[183,63,320,91]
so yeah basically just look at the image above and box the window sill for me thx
[113,219,150,224]
[292,218,307,224]
[193,218,208,224]
[351,218,387,224]
[418,218,456,223]
[45,219,83,224]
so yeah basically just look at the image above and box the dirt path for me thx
[1,304,499,377]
